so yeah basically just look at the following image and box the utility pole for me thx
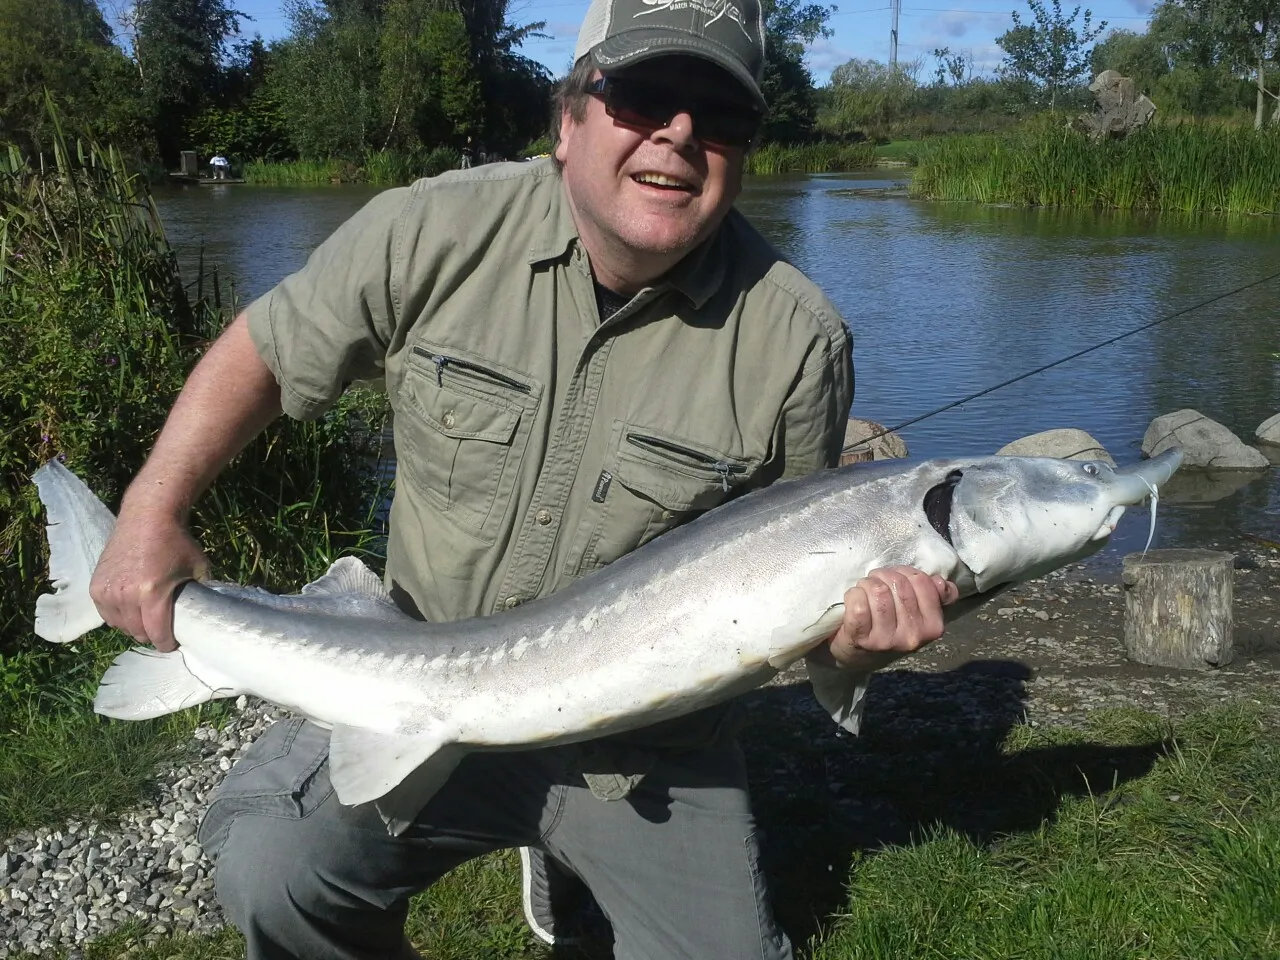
[889,0,901,66]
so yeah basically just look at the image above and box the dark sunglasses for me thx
[588,77,762,149]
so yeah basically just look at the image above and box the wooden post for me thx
[1122,549,1234,669]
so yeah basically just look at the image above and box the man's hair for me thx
[548,53,598,156]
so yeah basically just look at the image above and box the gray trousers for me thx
[198,717,793,960]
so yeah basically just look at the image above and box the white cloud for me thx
[805,37,858,82]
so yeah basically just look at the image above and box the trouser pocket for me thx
[197,716,333,861]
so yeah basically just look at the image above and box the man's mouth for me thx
[632,172,694,192]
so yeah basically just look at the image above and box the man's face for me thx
[555,56,757,286]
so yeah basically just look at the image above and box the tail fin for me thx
[33,460,115,643]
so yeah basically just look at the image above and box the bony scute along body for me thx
[33,449,1183,833]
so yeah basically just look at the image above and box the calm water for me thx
[153,172,1280,562]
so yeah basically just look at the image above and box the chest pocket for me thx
[568,424,757,576]
[396,344,539,539]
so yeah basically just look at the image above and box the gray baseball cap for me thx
[574,0,768,110]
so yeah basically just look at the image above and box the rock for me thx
[1070,70,1157,140]
[1160,468,1266,504]
[1256,412,1280,446]
[841,417,908,465]
[1142,409,1269,470]
[995,428,1114,464]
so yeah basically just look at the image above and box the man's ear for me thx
[555,107,574,164]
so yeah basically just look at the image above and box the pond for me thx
[152,170,1280,563]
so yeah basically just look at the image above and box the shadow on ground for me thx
[550,659,1169,958]
[741,660,1169,953]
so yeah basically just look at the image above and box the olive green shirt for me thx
[247,155,852,657]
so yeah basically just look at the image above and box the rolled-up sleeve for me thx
[245,187,411,420]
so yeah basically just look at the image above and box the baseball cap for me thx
[574,0,768,111]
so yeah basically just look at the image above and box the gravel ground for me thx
[3,541,1277,957]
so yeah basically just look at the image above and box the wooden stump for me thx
[1122,549,1234,669]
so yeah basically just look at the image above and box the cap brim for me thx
[594,30,768,112]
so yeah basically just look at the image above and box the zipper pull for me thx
[714,461,731,492]
[433,356,449,386]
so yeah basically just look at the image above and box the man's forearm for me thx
[120,313,284,521]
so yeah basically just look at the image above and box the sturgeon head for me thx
[923,447,1185,598]
[802,447,1184,736]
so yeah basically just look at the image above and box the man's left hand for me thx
[818,565,959,671]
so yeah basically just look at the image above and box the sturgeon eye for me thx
[1082,462,1099,476]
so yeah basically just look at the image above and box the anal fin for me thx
[329,721,463,824]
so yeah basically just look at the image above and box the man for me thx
[209,153,230,180]
[89,0,957,956]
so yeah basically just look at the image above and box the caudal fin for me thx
[33,460,115,643]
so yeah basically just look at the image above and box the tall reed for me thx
[746,142,877,175]
[0,124,389,712]
[912,122,1280,215]
[244,147,462,186]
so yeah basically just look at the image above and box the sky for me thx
[227,0,1159,84]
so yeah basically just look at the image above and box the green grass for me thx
[0,121,390,832]
[873,139,923,163]
[746,142,878,175]
[244,147,461,185]
[912,120,1280,215]
[12,700,1278,959]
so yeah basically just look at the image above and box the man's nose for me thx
[652,111,699,150]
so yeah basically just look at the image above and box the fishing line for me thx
[842,267,1280,456]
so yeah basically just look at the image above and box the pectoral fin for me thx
[767,602,846,669]
[805,656,871,735]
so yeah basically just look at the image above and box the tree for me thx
[133,0,245,159]
[997,0,1108,108]
[757,0,834,142]
[379,0,481,148]
[1179,0,1280,126]
[823,58,920,139]
[931,46,974,86]
[0,0,144,149]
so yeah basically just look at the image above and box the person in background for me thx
[208,153,230,180]
[88,0,958,955]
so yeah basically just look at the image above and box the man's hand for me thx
[816,565,959,672]
[89,511,210,652]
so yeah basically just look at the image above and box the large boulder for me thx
[1256,412,1280,445]
[995,428,1115,465]
[840,417,908,465]
[1142,409,1269,470]
[1070,70,1157,140]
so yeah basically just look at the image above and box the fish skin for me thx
[32,449,1182,828]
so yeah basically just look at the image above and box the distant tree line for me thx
[818,0,1278,141]
[0,0,845,165]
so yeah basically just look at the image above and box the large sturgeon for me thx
[34,450,1181,831]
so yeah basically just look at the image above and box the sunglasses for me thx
[588,77,762,149]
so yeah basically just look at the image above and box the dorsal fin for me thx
[203,557,410,623]
[299,557,392,598]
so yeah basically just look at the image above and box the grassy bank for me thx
[912,122,1280,214]
[14,700,1277,959]
[243,147,460,185]
[746,142,877,175]
[0,133,390,835]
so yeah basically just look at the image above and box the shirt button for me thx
[661,509,675,520]
[441,411,456,429]
[504,596,521,609]
[535,509,553,526]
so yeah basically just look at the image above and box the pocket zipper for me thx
[626,433,746,492]
[413,348,532,394]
